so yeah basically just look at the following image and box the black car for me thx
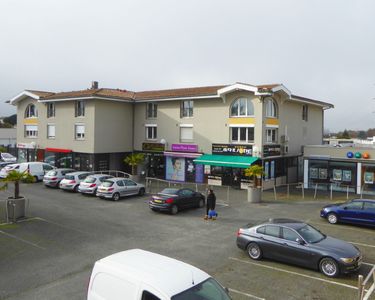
[149,188,205,215]
[236,219,362,277]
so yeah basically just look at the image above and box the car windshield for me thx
[160,188,179,195]
[172,278,231,300]
[102,181,114,187]
[65,175,75,180]
[296,225,325,243]
[2,153,14,158]
[84,176,96,183]
[47,171,57,176]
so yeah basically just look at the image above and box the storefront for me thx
[164,143,203,183]
[17,142,37,163]
[194,144,258,189]
[304,145,375,195]
[142,142,165,178]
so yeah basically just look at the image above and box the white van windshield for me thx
[171,278,231,300]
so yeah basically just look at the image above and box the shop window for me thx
[75,124,85,140]
[230,97,254,117]
[47,103,55,118]
[47,124,55,139]
[230,127,254,143]
[265,97,277,118]
[302,104,308,121]
[146,103,157,119]
[266,128,278,143]
[25,104,38,118]
[145,125,157,140]
[180,125,193,141]
[181,100,193,118]
[24,125,38,138]
[75,100,85,117]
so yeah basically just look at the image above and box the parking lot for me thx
[0,183,374,300]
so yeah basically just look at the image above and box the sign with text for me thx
[171,144,198,152]
[263,145,281,157]
[142,143,165,152]
[212,144,253,156]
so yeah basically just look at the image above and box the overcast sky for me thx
[1,0,374,132]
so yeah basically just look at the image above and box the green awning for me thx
[194,154,258,168]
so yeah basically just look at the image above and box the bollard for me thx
[314,184,318,199]
[358,274,363,300]
[347,186,349,200]
[273,186,277,201]
[330,184,333,200]
[287,184,290,199]
[302,184,305,199]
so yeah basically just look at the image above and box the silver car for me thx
[59,171,91,192]
[43,168,76,188]
[96,177,145,201]
[78,174,113,195]
[0,163,20,178]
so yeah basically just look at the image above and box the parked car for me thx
[0,163,20,178]
[236,218,362,277]
[87,249,231,300]
[0,152,17,163]
[149,188,205,215]
[78,174,113,195]
[320,199,375,227]
[18,162,55,182]
[59,171,91,192]
[43,168,76,188]
[0,161,13,169]
[96,177,145,201]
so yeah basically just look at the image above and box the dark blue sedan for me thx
[320,199,375,226]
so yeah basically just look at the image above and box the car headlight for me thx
[340,257,355,264]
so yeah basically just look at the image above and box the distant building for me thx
[0,128,16,147]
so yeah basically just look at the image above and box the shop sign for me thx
[142,142,165,152]
[212,144,253,156]
[208,175,222,186]
[263,145,281,157]
[17,142,36,149]
[171,143,198,152]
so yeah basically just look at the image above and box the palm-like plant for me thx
[244,165,264,188]
[0,170,35,199]
[124,153,145,175]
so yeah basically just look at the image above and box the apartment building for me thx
[9,82,333,189]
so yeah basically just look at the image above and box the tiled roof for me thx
[42,88,134,101]
[292,94,334,108]
[256,84,281,89]
[134,85,226,100]
[26,90,55,97]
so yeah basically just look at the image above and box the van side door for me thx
[139,284,169,300]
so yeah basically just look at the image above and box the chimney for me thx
[91,81,99,89]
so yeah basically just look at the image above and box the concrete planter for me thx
[7,197,26,222]
[247,187,261,203]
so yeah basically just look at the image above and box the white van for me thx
[19,162,55,181]
[87,249,231,300]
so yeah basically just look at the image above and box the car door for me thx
[116,180,126,196]
[125,179,138,195]
[177,189,192,209]
[362,201,375,226]
[337,201,364,223]
[259,225,283,260]
[278,227,316,268]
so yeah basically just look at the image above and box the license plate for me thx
[153,199,162,203]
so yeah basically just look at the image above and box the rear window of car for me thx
[102,181,114,187]
[84,176,96,183]
[47,171,57,176]
[65,175,74,180]
[161,188,179,195]
[256,226,266,234]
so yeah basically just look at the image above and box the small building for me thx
[0,128,16,147]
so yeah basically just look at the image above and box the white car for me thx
[87,249,231,300]
[59,171,91,192]
[0,163,20,178]
[18,162,55,182]
[0,152,17,163]
[78,174,113,195]
[43,168,76,188]
[96,177,145,201]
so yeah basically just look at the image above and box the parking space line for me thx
[229,257,358,290]
[0,230,45,250]
[34,217,91,235]
[229,288,265,300]
[350,242,375,249]
[308,221,375,235]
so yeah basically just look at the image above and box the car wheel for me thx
[198,199,205,208]
[327,213,338,224]
[73,185,79,192]
[34,176,39,183]
[319,257,339,277]
[112,192,120,201]
[247,242,262,260]
[170,204,178,215]
[138,188,145,196]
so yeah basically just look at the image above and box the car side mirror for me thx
[343,206,348,210]
[296,238,305,245]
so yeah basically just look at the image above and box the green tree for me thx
[0,170,35,199]
[124,153,145,175]
[3,114,17,126]
[244,165,264,188]
[0,146,6,153]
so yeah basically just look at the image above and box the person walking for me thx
[205,189,217,220]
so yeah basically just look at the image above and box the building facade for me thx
[9,82,333,188]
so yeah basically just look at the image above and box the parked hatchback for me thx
[0,152,17,163]
[59,171,91,192]
[43,168,76,188]
[96,178,145,201]
[78,174,113,195]
[0,163,20,178]
[236,218,362,277]
[320,199,375,227]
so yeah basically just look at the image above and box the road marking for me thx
[362,262,375,267]
[350,242,375,249]
[34,217,91,235]
[308,221,375,235]
[229,257,358,290]
[229,288,265,300]
[0,230,45,250]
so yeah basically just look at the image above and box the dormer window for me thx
[230,98,254,117]
[25,104,38,118]
[265,97,277,118]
